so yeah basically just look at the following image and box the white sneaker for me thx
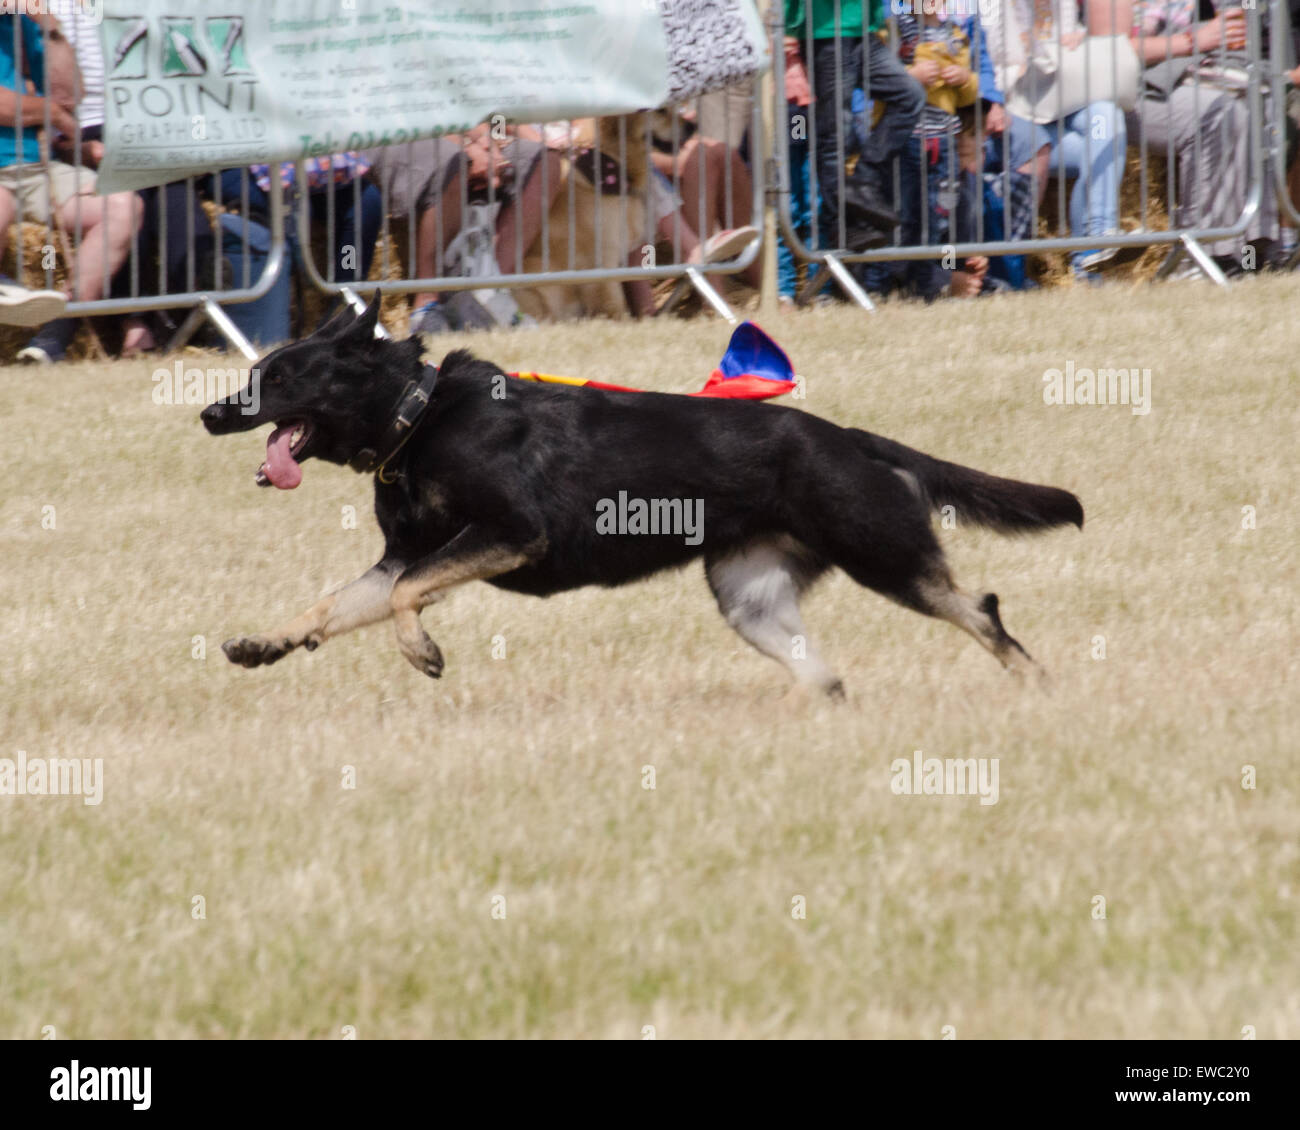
[1075,230,1148,273]
[0,284,66,327]
[700,225,760,265]
[16,345,54,364]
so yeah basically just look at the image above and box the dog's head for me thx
[200,292,422,489]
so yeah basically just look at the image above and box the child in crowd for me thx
[860,2,988,300]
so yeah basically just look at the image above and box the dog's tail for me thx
[858,432,1084,534]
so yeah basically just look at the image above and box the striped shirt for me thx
[66,6,105,129]
[897,13,965,138]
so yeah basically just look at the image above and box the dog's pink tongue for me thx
[264,424,302,490]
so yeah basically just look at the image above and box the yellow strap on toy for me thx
[511,371,589,387]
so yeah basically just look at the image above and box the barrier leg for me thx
[661,266,738,324]
[822,253,876,312]
[1173,233,1231,287]
[167,297,258,360]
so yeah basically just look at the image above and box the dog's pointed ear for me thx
[335,289,382,347]
[314,300,359,339]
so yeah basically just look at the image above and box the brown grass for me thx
[2,258,1297,1039]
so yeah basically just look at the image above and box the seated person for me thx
[1130,0,1279,275]
[369,125,565,334]
[985,0,1131,281]
[0,11,142,363]
[54,1,208,355]
[649,106,761,289]
[363,136,464,333]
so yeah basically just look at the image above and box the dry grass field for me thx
[2,274,1297,1039]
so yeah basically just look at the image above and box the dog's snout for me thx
[201,401,235,432]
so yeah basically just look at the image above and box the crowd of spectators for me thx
[783,0,1300,298]
[2,1,1299,361]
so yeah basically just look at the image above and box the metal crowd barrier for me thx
[293,100,765,329]
[1267,0,1300,268]
[769,0,1275,307]
[4,11,286,359]
[7,2,1300,359]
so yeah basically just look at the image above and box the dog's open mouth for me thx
[256,420,313,490]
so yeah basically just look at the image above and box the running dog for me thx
[200,293,1082,696]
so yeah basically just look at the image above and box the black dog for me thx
[201,293,1082,696]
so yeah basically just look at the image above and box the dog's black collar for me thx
[349,363,440,481]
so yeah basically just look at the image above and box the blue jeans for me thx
[810,36,925,243]
[1009,101,1126,270]
[859,132,975,300]
[778,101,815,298]
[218,168,383,284]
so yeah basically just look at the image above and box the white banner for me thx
[95,0,767,193]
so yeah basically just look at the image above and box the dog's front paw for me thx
[222,635,292,668]
[400,633,444,679]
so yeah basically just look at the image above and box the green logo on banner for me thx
[105,14,250,80]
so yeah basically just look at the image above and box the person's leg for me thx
[156,180,213,292]
[848,35,925,209]
[1055,101,1126,267]
[680,137,761,287]
[675,136,726,242]
[323,179,383,283]
[913,137,952,299]
[713,139,754,235]
[495,146,565,275]
[777,114,810,299]
[18,176,140,360]
[710,142,760,287]
[356,181,383,280]
[117,191,159,352]
[862,136,921,296]
[58,190,143,302]
[335,184,364,283]
[371,139,466,316]
[328,183,359,283]
[810,36,864,242]
[1146,84,1235,251]
[1194,93,1263,260]
[1009,114,1054,210]
[412,181,463,313]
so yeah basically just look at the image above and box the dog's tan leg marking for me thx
[917,573,1043,680]
[391,543,537,678]
[223,563,398,668]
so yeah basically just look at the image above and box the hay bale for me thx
[1033,151,1171,286]
[1,221,86,360]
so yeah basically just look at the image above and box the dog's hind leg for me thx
[819,494,1044,681]
[905,568,1042,679]
[223,560,402,668]
[705,537,842,698]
